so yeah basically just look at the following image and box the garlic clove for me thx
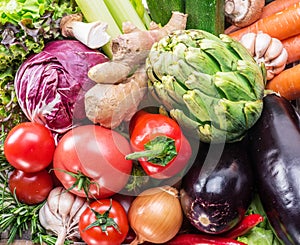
[267,48,288,68]
[264,38,284,62]
[47,186,63,219]
[255,32,272,59]
[58,190,76,225]
[239,32,256,56]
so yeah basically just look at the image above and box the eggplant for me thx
[180,139,254,234]
[247,93,300,245]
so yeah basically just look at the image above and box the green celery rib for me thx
[129,0,151,28]
[103,0,147,31]
[75,0,122,57]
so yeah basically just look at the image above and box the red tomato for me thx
[4,122,55,173]
[9,169,53,205]
[53,125,133,199]
[79,199,129,245]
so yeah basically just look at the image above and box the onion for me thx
[128,185,183,244]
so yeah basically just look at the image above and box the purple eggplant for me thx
[247,93,300,245]
[180,140,254,234]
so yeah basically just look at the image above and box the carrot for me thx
[229,2,300,41]
[225,0,300,34]
[266,63,300,100]
[260,0,300,18]
[282,34,300,64]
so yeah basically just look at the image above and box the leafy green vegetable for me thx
[0,0,79,132]
[237,194,282,245]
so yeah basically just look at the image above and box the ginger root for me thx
[88,11,188,84]
[85,11,187,128]
[85,66,148,128]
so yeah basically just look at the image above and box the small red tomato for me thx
[4,122,55,173]
[79,199,129,245]
[9,169,53,205]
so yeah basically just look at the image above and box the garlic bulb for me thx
[39,187,88,245]
[239,32,288,80]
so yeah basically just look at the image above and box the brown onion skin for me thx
[128,185,183,244]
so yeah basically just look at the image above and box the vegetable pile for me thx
[2,0,300,245]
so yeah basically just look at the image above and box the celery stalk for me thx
[103,0,147,31]
[129,0,151,28]
[74,0,122,57]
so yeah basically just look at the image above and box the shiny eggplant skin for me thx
[180,140,254,234]
[247,93,300,245]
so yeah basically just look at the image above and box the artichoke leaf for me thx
[214,71,257,101]
[185,71,219,97]
[171,108,245,143]
[150,80,184,111]
[220,34,255,62]
[170,108,213,143]
[199,38,239,72]
[183,89,218,122]
[237,60,265,99]
[243,100,263,128]
[167,59,195,84]
[216,99,250,133]
[184,46,220,75]
[198,123,246,143]
[161,75,187,105]
[148,50,179,80]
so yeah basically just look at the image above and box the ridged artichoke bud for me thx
[146,29,266,143]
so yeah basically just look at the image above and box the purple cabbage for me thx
[14,40,109,137]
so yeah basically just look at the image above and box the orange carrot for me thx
[225,0,300,34]
[260,0,300,18]
[229,2,300,41]
[282,34,300,64]
[266,63,300,100]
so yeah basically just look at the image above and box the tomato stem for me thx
[126,136,177,166]
[84,199,121,234]
[54,168,97,198]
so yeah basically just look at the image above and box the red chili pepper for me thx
[126,110,192,179]
[224,213,264,239]
[165,234,247,245]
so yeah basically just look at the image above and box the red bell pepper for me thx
[126,110,192,179]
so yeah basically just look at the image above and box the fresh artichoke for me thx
[146,29,266,143]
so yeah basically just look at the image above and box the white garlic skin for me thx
[239,32,288,80]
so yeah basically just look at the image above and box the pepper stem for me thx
[126,136,177,166]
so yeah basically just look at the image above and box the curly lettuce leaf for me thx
[237,194,282,245]
[0,0,79,131]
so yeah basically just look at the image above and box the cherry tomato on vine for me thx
[9,168,53,205]
[79,199,129,245]
[4,122,55,173]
